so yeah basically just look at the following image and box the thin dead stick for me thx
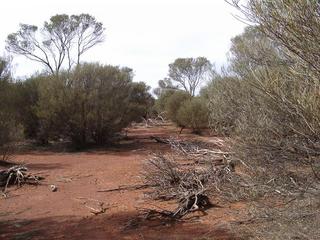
[97,184,151,193]
[85,202,106,215]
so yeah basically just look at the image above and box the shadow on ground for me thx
[0,211,241,240]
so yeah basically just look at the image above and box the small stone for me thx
[50,184,58,192]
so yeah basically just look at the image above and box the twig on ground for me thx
[97,184,151,193]
[74,197,109,215]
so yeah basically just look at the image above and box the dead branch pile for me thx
[142,138,237,219]
[0,165,44,193]
[135,113,168,128]
[151,137,233,165]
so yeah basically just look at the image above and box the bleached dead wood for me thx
[151,137,232,156]
[142,140,235,219]
[75,197,108,215]
[0,165,44,194]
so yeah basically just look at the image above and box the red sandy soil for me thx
[0,124,244,240]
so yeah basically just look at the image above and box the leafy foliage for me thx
[176,97,208,133]
[0,57,22,162]
[168,57,213,96]
[163,91,191,125]
[14,76,42,138]
[36,63,153,146]
[154,87,209,132]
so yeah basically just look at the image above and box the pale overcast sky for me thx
[0,0,246,88]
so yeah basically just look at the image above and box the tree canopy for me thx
[6,14,105,75]
[168,57,213,96]
[36,63,153,146]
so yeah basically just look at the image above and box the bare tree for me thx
[168,57,213,96]
[6,14,105,75]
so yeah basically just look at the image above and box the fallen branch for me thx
[0,165,44,193]
[150,136,170,144]
[150,137,232,156]
[125,193,213,230]
[97,184,150,193]
[75,197,108,215]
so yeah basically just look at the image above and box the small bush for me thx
[176,97,208,133]
[164,90,191,124]
[154,90,209,132]
[153,89,176,115]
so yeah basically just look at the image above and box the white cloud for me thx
[0,0,246,87]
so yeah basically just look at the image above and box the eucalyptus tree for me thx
[6,14,105,75]
[168,57,213,96]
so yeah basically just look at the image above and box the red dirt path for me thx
[0,125,243,240]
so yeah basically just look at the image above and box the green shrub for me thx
[37,63,153,147]
[153,89,176,115]
[164,91,191,124]
[15,75,43,139]
[206,75,249,135]
[0,57,23,161]
[0,78,17,146]
[176,97,208,133]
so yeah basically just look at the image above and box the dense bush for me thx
[154,89,209,132]
[153,57,213,130]
[0,58,22,161]
[206,25,287,136]
[215,2,320,163]
[206,1,320,238]
[206,75,246,135]
[176,97,208,133]
[0,78,16,147]
[15,76,42,139]
[163,90,191,125]
[36,63,153,147]
[153,89,175,115]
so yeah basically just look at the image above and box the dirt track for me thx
[0,125,243,240]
